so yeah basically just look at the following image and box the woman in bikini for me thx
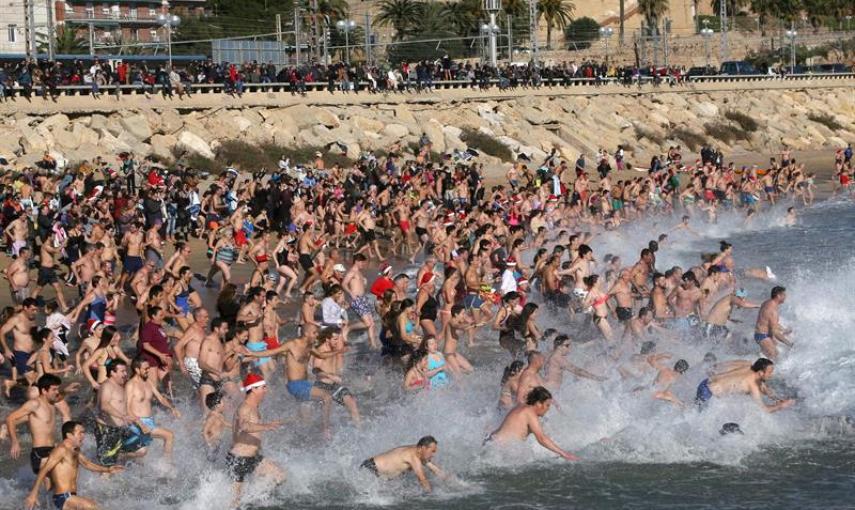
[498,360,525,410]
[421,336,449,389]
[403,349,429,391]
[583,274,614,341]
[438,267,460,342]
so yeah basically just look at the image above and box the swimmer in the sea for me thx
[359,435,448,493]
[486,386,579,461]
[694,358,795,412]
[647,355,689,407]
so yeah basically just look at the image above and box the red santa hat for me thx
[242,373,266,393]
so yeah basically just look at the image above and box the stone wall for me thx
[1,80,852,170]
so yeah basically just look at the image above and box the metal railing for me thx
[1,72,852,98]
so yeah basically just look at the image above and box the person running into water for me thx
[753,286,793,359]
[695,358,795,412]
[487,386,579,461]
[24,420,123,510]
[360,435,449,493]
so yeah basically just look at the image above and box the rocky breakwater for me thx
[0,87,853,170]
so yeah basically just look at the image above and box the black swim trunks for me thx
[616,306,633,322]
[298,253,313,272]
[31,446,54,474]
[226,452,263,483]
[360,457,379,476]
[37,266,59,286]
[313,380,353,406]
[199,371,223,392]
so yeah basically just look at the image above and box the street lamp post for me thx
[336,19,356,64]
[484,0,501,67]
[700,27,714,69]
[157,13,181,69]
[599,26,613,62]
[785,27,797,74]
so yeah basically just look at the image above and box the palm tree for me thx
[374,0,423,40]
[441,0,482,38]
[317,0,348,24]
[36,26,88,55]
[537,0,575,49]
[638,0,669,33]
[503,0,527,18]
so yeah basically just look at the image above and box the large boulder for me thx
[284,104,340,129]
[119,113,152,141]
[176,131,215,159]
[692,101,719,118]
[382,124,409,138]
[18,125,48,153]
[150,134,177,161]
[421,120,445,153]
[53,128,80,150]
[40,113,70,132]
[158,108,184,134]
[71,123,100,146]
[351,115,385,133]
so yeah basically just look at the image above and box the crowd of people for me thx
[1,55,711,102]
[0,131,853,509]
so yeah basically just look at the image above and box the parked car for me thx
[719,61,757,75]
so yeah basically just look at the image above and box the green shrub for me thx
[634,125,665,146]
[807,112,843,131]
[704,122,750,144]
[565,17,601,51]
[173,140,353,174]
[669,127,706,151]
[460,128,514,161]
[724,110,759,132]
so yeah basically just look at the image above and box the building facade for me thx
[57,0,206,46]
[0,0,50,54]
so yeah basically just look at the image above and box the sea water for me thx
[2,200,855,510]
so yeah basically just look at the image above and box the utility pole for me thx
[23,0,32,58]
[528,0,537,67]
[26,0,37,59]
[364,13,371,65]
[46,0,56,60]
[311,0,320,61]
[276,13,283,67]
[294,8,301,66]
[88,22,95,56]
[507,15,513,61]
[719,0,728,62]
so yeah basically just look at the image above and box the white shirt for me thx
[500,269,518,295]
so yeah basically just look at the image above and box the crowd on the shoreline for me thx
[0,132,853,509]
[1,56,713,102]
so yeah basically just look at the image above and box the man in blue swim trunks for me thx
[695,358,795,412]
[244,325,346,438]
[24,421,122,510]
[754,286,793,360]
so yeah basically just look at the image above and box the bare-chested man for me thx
[695,357,795,412]
[516,351,547,405]
[753,286,793,359]
[1,298,39,394]
[24,420,123,510]
[244,325,344,437]
[544,335,605,392]
[237,286,265,347]
[175,308,209,390]
[198,318,234,412]
[667,272,702,330]
[609,270,635,326]
[360,436,447,492]
[311,327,361,425]
[35,238,68,311]
[487,386,578,461]
[119,222,146,289]
[227,374,286,507]
[629,248,655,300]
[702,288,759,342]
[94,360,147,466]
[5,246,32,304]
[646,355,689,407]
[342,254,379,349]
[125,357,180,455]
[6,375,68,477]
